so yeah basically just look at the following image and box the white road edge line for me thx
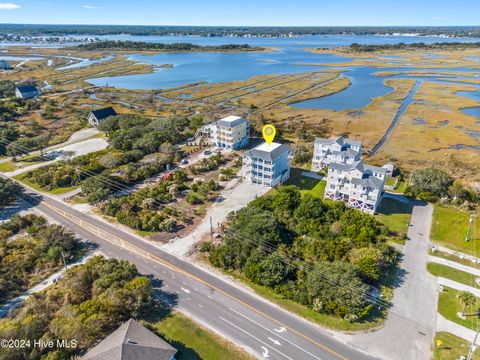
[228,307,323,360]
[219,316,294,360]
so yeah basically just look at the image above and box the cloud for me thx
[0,3,20,10]
[83,5,102,9]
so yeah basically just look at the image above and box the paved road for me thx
[341,202,437,360]
[15,185,378,360]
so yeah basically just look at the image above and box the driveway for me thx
[338,202,438,360]
[5,138,108,177]
[162,180,269,257]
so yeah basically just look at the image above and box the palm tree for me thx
[457,291,476,315]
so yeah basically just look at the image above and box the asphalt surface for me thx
[17,186,380,360]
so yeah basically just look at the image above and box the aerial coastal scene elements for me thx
[0,1,479,360]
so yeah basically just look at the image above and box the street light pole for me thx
[465,214,476,242]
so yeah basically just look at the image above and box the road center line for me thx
[40,199,348,360]
[219,316,294,360]
[229,307,324,360]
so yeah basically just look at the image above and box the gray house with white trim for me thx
[243,142,291,187]
[311,136,362,171]
[325,160,386,214]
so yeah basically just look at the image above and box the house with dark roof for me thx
[0,60,12,71]
[88,107,117,127]
[242,142,291,187]
[324,160,386,214]
[311,136,362,171]
[82,318,177,360]
[15,85,40,99]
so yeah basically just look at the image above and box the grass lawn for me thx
[393,179,408,194]
[433,332,478,360]
[285,168,326,198]
[375,196,413,239]
[14,173,80,195]
[438,286,480,331]
[0,161,17,172]
[145,310,255,360]
[427,262,478,288]
[385,176,397,187]
[431,205,480,257]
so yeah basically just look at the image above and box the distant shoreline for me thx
[1,24,480,39]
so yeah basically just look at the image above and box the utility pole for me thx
[465,214,476,242]
[467,329,479,360]
[60,251,68,271]
[210,216,213,242]
[463,309,480,360]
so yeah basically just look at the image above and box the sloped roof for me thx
[329,160,386,189]
[82,319,177,360]
[16,85,39,94]
[315,136,362,148]
[0,60,12,69]
[351,175,384,189]
[245,142,290,161]
[90,107,117,121]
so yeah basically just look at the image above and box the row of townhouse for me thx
[312,136,387,214]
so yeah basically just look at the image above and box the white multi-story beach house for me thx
[311,136,362,171]
[209,115,250,150]
[243,142,291,187]
[324,160,386,214]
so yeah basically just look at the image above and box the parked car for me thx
[203,150,211,155]
[181,159,189,164]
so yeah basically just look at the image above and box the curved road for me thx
[14,183,379,360]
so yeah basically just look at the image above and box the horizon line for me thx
[1,23,480,28]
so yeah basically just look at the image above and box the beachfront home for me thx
[211,115,250,149]
[15,85,41,99]
[82,318,177,360]
[88,107,117,127]
[311,136,362,171]
[243,142,291,187]
[324,160,386,214]
[0,60,12,71]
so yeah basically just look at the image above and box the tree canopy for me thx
[209,186,397,321]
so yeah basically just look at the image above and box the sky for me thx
[0,0,478,26]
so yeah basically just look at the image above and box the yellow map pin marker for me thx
[262,124,276,145]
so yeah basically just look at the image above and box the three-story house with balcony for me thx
[242,142,291,187]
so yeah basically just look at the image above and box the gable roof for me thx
[16,85,39,94]
[0,60,12,70]
[245,142,290,161]
[329,160,386,189]
[315,136,362,148]
[90,107,117,121]
[82,319,177,360]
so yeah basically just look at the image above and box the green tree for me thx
[408,167,453,199]
[457,291,476,316]
[0,177,23,208]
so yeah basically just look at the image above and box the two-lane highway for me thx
[19,186,379,360]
